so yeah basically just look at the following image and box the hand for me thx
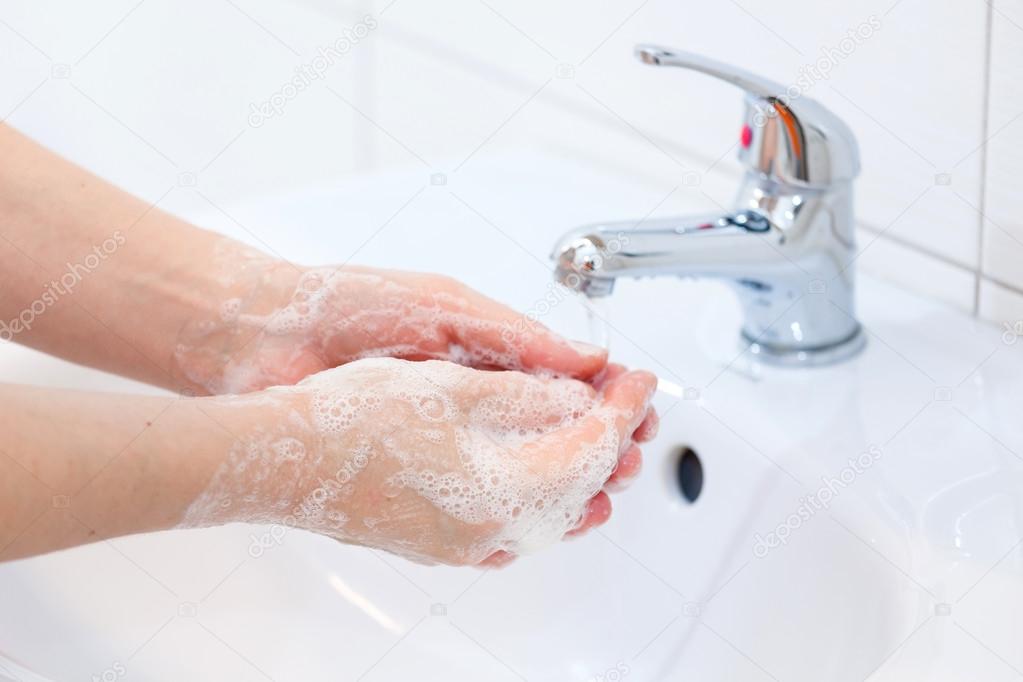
[187,358,658,566]
[174,248,607,394]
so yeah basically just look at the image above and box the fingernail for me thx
[567,339,606,358]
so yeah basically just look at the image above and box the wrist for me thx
[0,387,241,560]
[169,245,307,394]
[72,396,240,539]
[177,389,319,529]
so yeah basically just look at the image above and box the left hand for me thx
[174,253,608,394]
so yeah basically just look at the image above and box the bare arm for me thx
[0,383,230,560]
[0,124,230,391]
[0,124,606,394]
[0,364,656,565]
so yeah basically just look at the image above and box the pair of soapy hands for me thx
[178,260,658,567]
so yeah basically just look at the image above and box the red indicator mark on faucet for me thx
[740,124,753,149]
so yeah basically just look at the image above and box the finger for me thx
[606,443,643,491]
[591,363,627,392]
[600,370,658,444]
[479,549,516,568]
[517,370,654,476]
[566,491,612,536]
[633,406,659,443]
[518,333,608,381]
[467,371,598,431]
[444,287,609,380]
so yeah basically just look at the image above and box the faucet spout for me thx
[552,184,865,366]
[554,211,790,291]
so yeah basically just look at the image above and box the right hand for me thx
[188,358,658,566]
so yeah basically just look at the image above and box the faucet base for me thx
[742,325,866,368]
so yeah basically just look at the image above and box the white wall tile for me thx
[820,0,988,268]
[1,0,142,62]
[1,0,376,201]
[981,0,1023,292]
[978,278,1023,326]
[0,23,50,116]
[327,0,554,172]
[855,228,977,313]
[9,81,180,204]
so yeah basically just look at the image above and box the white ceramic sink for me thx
[2,155,1021,681]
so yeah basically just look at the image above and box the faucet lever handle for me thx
[636,45,786,101]
[635,44,860,189]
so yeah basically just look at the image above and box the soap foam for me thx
[174,259,565,395]
[183,358,632,566]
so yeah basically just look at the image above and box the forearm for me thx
[0,124,273,391]
[0,383,232,560]
[0,359,656,566]
[0,125,605,396]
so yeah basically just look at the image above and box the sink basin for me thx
[2,155,1021,681]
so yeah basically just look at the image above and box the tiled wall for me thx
[2,0,1019,324]
[322,0,1021,325]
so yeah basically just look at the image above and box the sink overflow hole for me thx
[675,446,703,503]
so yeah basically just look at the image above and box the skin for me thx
[0,124,659,565]
[171,256,613,395]
[0,361,656,565]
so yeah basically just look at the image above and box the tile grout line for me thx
[981,271,1023,299]
[854,219,1023,300]
[854,220,979,274]
[974,0,996,316]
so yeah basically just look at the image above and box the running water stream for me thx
[582,296,611,351]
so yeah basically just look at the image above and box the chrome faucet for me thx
[552,45,866,366]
